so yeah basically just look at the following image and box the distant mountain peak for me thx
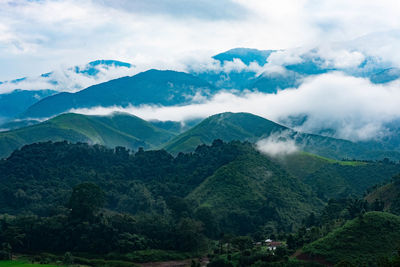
[213,47,276,66]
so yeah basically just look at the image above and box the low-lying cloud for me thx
[256,132,299,157]
[70,72,400,142]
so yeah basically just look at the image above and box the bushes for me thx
[0,250,11,260]
[207,258,234,267]
[72,256,139,267]
[123,250,197,263]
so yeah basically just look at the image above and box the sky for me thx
[2,0,400,80]
[2,0,400,143]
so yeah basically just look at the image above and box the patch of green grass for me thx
[110,250,197,263]
[0,260,57,267]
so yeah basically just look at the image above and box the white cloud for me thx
[0,61,137,94]
[2,0,400,80]
[256,131,299,157]
[316,47,365,69]
[69,72,400,142]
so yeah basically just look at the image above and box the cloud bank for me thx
[2,0,400,80]
[70,72,400,142]
[0,61,137,94]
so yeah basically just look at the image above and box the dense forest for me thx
[1,141,400,266]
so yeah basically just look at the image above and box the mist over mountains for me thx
[1,37,400,160]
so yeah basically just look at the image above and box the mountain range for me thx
[2,47,400,125]
[19,70,215,119]
[0,60,134,123]
[0,112,178,158]
[2,111,400,166]
[164,112,400,161]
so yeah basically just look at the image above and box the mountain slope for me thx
[301,212,400,265]
[164,112,287,153]
[0,89,56,123]
[212,48,275,66]
[191,48,278,90]
[164,112,400,161]
[187,145,323,233]
[366,177,400,215]
[0,139,324,235]
[250,71,303,93]
[20,69,215,119]
[0,112,176,158]
[273,152,400,199]
[0,60,133,122]
[370,67,400,83]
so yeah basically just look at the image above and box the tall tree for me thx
[68,183,105,221]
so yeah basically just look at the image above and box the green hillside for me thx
[301,212,400,265]
[164,112,287,154]
[187,147,324,233]
[273,153,400,199]
[366,176,400,215]
[164,112,400,161]
[0,112,176,158]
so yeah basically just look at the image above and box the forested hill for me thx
[301,212,400,265]
[2,140,400,230]
[0,140,322,233]
[366,174,400,215]
[1,141,400,264]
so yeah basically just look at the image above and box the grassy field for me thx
[0,261,58,267]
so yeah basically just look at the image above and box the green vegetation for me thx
[188,149,324,233]
[3,111,400,163]
[0,112,176,158]
[164,112,286,154]
[1,139,400,265]
[366,174,400,215]
[0,261,57,267]
[164,112,400,161]
[274,152,400,199]
[302,212,400,265]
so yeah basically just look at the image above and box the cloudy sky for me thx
[2,0,400,80]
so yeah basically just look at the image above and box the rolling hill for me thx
[301,212,400,265]
[20,69,215,119]
[366,176,400,215]
[187,145,324,233]
[273,152,400,199]
[0,112,176,158]
[164,112,287,153]
[164,112,400,161]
